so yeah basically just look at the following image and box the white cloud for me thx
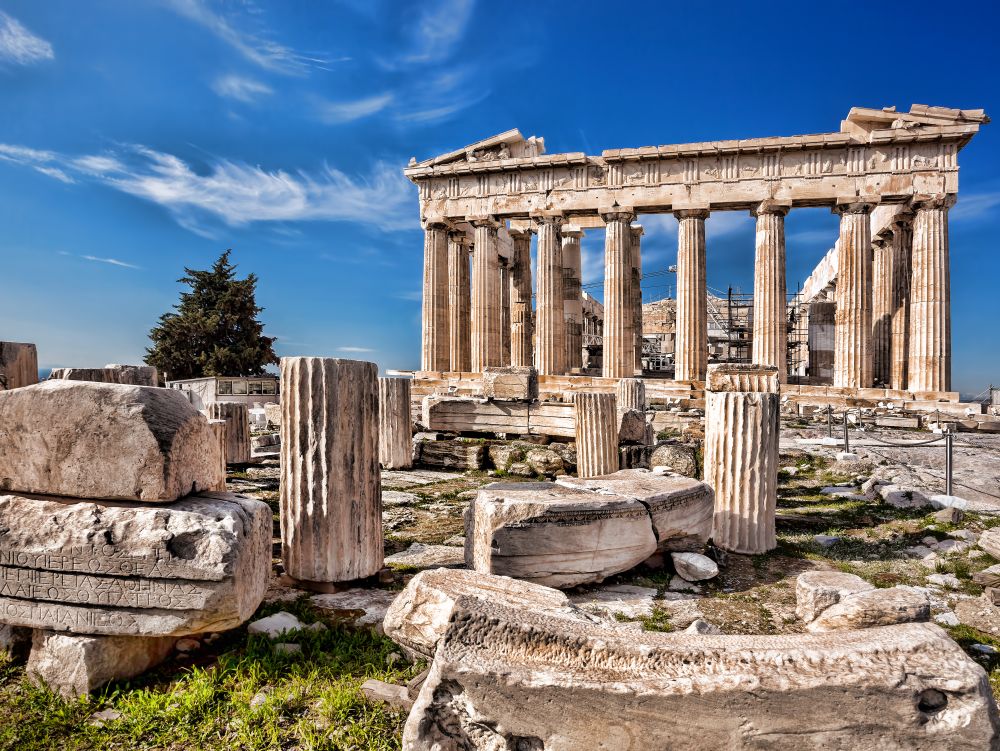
[401,0,475,65]
[80,255,141,269]
[0,11,53,66]
[211,74,273,103]
[951,191,1000,222]
[317,92,394,124]
[337,346,375,353]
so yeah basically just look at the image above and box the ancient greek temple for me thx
[406,104,987,407]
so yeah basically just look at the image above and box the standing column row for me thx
[562,227,584,372]
[674,209,708,382]
[871,233,893,386]
[509,228,534,368]
[630,225,644,375]
[833,202,874,389]
[470,217,502,372]
[908,196,954,392]
[420,222,450,372]
[751,201,789,383]
[447,231,471,372]
[889,213,913,391]
[602,207,636,379]
[534,213,565,376]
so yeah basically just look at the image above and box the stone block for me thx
[671,552,718,581]
[27,630,177,698]
[0,491,270,636]
[403,597,1000,749]
[875,415,921,429]
[0,342,38,390]
[482,366,537,401]
[979,528,1000,560]
[807,586,930,632]
[617,408,647,444]
[379,377,413,470]
[416,439,485,470]
[385,543,465,570]
[465,482,656,588]
[795,571,875,622]
[649,443,698,477]
[558,469,713,552]
[0,380,223,502]
[49,364,158,386]
[206,402,251,465]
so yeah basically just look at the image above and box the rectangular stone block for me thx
[0,492,270,636]
[875,415,922,429]
[416,439,485,471]
[0,342,38,390]
[48,364,159,386]
[423,396,576,438]
[482,366,538,401]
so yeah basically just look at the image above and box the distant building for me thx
[166,375,279,410]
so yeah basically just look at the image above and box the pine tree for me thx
[145,250,278,380]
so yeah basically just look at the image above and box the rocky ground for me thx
[1,418,998,750]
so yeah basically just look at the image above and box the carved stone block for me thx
[482,366,538,401]
[205,402,251,465]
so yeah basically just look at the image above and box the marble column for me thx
[421,221,450,372]
[470,217,502,372]
[908,195,954,393]
[562,227,584,372]
[833,202,874,389]
[205,401,250,464]
[574,392,619,478]
[601,207,636,379]
[378,377,412,470]
[807,297,836,384]
[871,234,893,387]
[674,209,709,382]
[206,418,227,490]
[509,228,534,368]
[616,377,646,412]
[630,225,644,374]
[534,213,565,376]
[751,201,789,382]
[447,231,471,372]
[890,214,913,391]
[280,357,382,585]
[705,364,780,555]
[499,256,512,365]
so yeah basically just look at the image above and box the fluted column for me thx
[616,377,646,412]
[908,195,954,393]
[378,377,412,470]
[601,207,636,379]
[890,214,913,390]
[447,232,471,372]
[705,364,779,554]
[206,418,227,490]
[280,357,382,586]
[562,227,584,371]
[630,225,644,374]
[833,202,874,389]
[470,217,502,372]
[205,402,250,464]
[808,297,836,384]
[509,228,534,368]
[534,213,565,376]
[574,392,619,478]
[871,235,893,387]
[499,256,512,365]
[674,209,709,382]
[751,201,789,382]
[421,221,450,372]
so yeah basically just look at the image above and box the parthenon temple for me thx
[406,104,988,410]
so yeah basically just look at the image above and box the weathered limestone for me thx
[704,365,780,554]
[508,228,534,368]
[423,396,574,438]
[447,231,471,372]
[421,222,450,372]
[206,419,227,490]
[0,380,223,502]
[470,217,502,371]
[415,439,486,470]
[978,528,1000,559]
[378,377,413,470]
[481,366,537,401]
[807,586,930,633]
[630,224,644,373]
[601,208,635,378]
[795,570,874,622]
[27,631,177,698]
[751,201,788,382]
[49,364,158,387]
[0,341,38,390]
[280,357,382,585]
[404,597,1000,750]
[617,409,647,444]
[465,482,656,588]
[672,551,718,581]
[264,401,281,427]
[674,209,708,382]
[0,491,270,636]
[205,401,251,465]
[615,377,646,412]
[574,392,619,478]
[558,469,714,552]
[534,213,565,375]
[382,568,579,660]
[872,234,893,386]
[807,299,835,383]
[890,214,913,390]
[908,195,954,392]
[833,202,874,388]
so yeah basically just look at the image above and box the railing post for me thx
[843,410,850,453]
[945,431,953,496]
[827,405,833,438]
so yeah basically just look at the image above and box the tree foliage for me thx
[145,250,278,380]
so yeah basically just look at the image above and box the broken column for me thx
[447,230,471,372]
[280,357,382,586]
[674,209,709,382]
[378,376,412,470]
[908,195,954,392]
[421,220,450,372]
[205,401,251,465]
[574,392,619,478]
[0,342,38,390]
[601,207,635,379]
[833,201,874,389]
[508,228,534,368]
[534,212,565,375]
[704,364,779,554]
[562,226,584,371]
[751,201,789,381]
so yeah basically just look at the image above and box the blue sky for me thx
[1,0,998,397]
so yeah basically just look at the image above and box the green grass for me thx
[0,599,415,751]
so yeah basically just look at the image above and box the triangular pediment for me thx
[410,129,545,168]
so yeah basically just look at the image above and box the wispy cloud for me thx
[394,291,422,302]
[211,74,273,103]
[398,0,475,65]
[337,346,375,353]
[952,191,1000,222]
[0,11,53,66]
[317,92,394,124]
[0,141,417,235]
[81,255,141,269]
[164,0,335,75]
[392,67,489,126]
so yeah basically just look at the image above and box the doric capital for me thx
[508,227,536,241]
[599,205,636,224]
[629,224,644,239]
[561,224,584,240]
[672,208,710,220]
[447,229,471,246]
[750,199,790,218]
[468,215,501,232]
[911,193,957,212]
[530,210,565,228]
[872,236,888,249]
[832,197,878,215]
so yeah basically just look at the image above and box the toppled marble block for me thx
[671,552,718,582]
[385,543,465,570]
[48,364,159,386]
[0,380,223,502]
[795,570,875,622]
[0,492,270,636]
[482,366,537,401]
[382,568,584,660]
[558,469,713,552]
[404,597,1000,750]
[466,482,656,588]
[415,439,486,471]
[807,586,930,633]
[0,341,38,390]
[979,528,1000,560]
[27,630,177,698]
[617,409,648,445]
